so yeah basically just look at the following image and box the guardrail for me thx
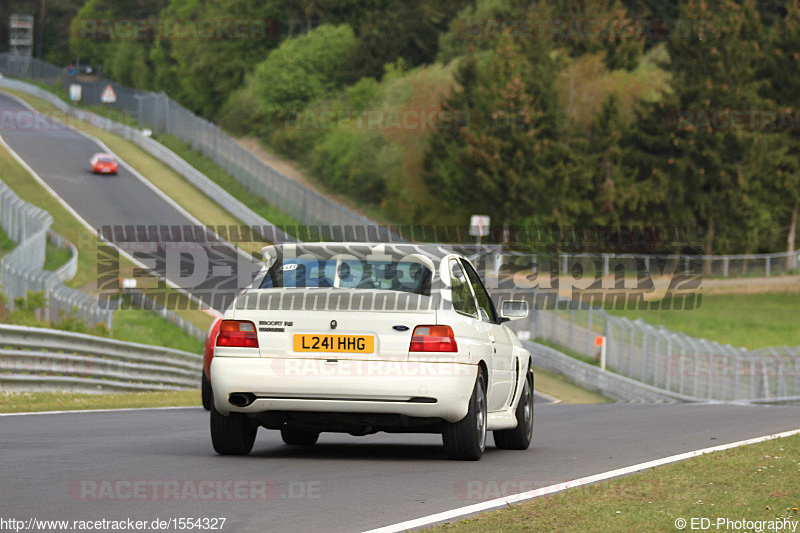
[0,178,113,329]
[0,324,201,392]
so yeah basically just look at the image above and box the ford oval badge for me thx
[393,325,410,332]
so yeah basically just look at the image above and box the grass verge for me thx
[0,390,200,413]
[533,365,610,404]
[536,338,601,367]
[428,434,800,532]
[43,240,72,271]
[0,226,15,257]
[607,292,800,349]
[113,308,203,353]
[157,133,309,232]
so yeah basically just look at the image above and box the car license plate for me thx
[293,334,374,353]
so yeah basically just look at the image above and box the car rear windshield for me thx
[98,156,115,162]
[259,258,432,296]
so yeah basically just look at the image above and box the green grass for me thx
[0,226,16,257]
[0,390,200,413]
[156,133,309,233]
[536,338,601,367]
[428,433,800,532]
[533,365,610,404]
[112,308,204,353]
[607,292,800,350]
[43,241,72,271]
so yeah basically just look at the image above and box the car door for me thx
[460,259,515,412]
[446,258,494,378]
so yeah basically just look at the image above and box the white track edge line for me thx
[533,390,562,405]
[0,406,201,416]
[362,427,800,533]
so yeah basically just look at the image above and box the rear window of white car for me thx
[259,258,432,296]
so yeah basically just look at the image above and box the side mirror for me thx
[500,300,529,321]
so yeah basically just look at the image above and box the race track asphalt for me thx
[1,403,798,532]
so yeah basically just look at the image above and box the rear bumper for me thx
[210,357,477,423]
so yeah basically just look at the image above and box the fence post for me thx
[586,306,593,355]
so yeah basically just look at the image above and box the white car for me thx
[210,243,533,460]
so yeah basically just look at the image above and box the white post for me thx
[596,335,607,370]
[601,339,607,371]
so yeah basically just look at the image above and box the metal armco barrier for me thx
[0,324,201,392]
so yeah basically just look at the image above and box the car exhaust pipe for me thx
[228,393,256,407]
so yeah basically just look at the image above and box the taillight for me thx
[409,325,458,352]
[216,320,259,348]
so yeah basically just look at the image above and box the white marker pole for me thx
[601,339,607,371]
[595,336,607,371]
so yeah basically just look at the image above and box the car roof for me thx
[261,242,465,263]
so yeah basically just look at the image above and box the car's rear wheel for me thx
[443,367,487,461]
[201,373,212,411]
[494,368,534,450]
[280,429,320,446]
[210,403,257,455]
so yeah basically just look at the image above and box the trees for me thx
[639,0,768,254]
[423,39,562,227]
[760,0,800,262]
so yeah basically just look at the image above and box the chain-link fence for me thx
[0,53,380,230]
[516,300,800,402]
[556,251,800,279]
[0,178,114,329]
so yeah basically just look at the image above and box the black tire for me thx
[494,369,534,450]
[201,373,212,411]
[210,403,257,455]
[442,367,487,461]
[280,429,320,446]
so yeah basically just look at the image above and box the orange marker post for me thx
[595,336,607,370]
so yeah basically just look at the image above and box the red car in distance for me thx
[202,317,222,410]
[90,152,119,174]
